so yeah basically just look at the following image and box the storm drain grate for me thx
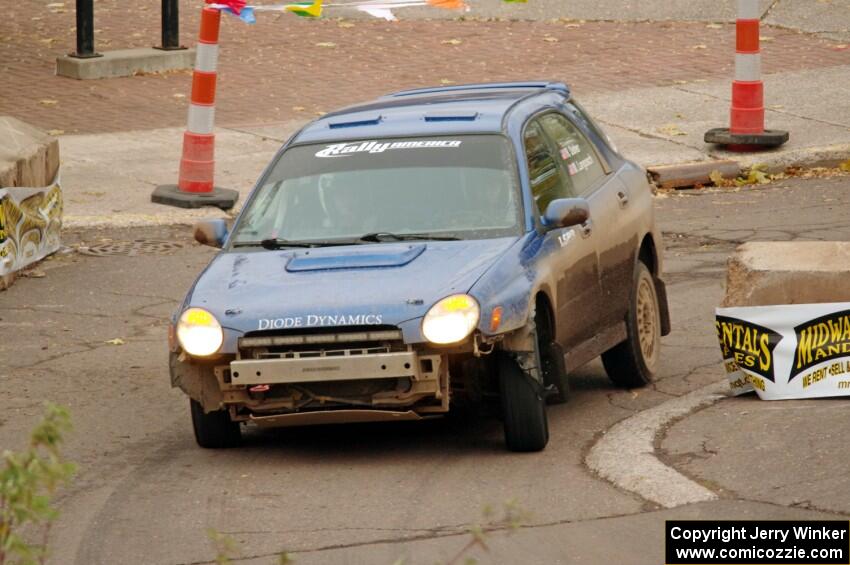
[79,239,186,257]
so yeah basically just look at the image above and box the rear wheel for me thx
[602,261,661,388]
[499,353,549,452]
[190,399,242,448]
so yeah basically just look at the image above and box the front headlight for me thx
[176,307,223,357]
[422,294,480,345]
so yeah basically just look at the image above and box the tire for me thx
[498,353,549,452]
[536,308,570,404]
[190,399,242,448]
[602,261,662,388]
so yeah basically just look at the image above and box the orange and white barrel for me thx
[178,6,220,193]
[730,0,763,135]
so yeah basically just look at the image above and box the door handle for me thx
[580,220,593,238]
[617,190,629,208]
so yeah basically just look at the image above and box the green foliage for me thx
[0,403,75,565]
[206,529,294,565]
[443,499,530,565]
[208,529,239,565]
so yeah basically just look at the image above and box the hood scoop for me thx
[285,244,426,272]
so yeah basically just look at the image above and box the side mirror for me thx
[193,219,228,248]
[543,198,590,229]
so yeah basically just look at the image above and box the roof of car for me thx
[291,81,571,145]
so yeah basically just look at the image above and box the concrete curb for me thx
[585,379,729,508]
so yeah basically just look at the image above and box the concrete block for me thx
[0,116,59,187]
[56,47,195,80]
[722,242,850,307]
[0,161,15,188]
[648,160,740,189]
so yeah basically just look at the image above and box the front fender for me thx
[470,232,554,339]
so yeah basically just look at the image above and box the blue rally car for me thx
[170,81,671,452]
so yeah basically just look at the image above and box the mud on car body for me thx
[169,81,671,452]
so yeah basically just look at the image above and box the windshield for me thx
[230,135,522,245]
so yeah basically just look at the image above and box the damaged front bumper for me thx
[171,327,457,426]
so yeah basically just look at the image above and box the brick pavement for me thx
[2,0,849,134]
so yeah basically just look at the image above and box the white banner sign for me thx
[716,303,850,400]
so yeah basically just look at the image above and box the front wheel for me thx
[499,354,549,452]
[190,399,242,448]
[602,261,662,388]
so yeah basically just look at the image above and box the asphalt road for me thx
[1,173,849,564]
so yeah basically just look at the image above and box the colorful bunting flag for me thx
[206,0,524,23]
[284,0,324,17]
[206,0,247,14]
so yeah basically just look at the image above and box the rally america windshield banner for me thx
[716,303,850,400]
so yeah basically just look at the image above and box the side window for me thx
[568,101,617,154]
[523,120,575,216]
[538,113,606,196]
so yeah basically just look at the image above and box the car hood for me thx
[187,238,518,334]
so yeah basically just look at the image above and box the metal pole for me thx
[71,0,100,58]
[157,0,186,51]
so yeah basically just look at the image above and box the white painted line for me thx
[738,0,761,20]
[735,53,761,82]
[586,379,728,508]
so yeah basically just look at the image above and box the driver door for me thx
[523,118,603,353]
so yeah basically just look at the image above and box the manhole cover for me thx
[79,239,186,257]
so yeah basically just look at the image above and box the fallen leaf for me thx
[673,80,688,85]
[46,2,64,7]
[691,44,707,49]
[172,93,186,98]
[564,23,581,28]
[22,269,46,278]
[315,42,336,48]
[735,163,771,186]
[657,123,687,136]
[768,104,784,109]
[105,338,125,345]
[292,106,306,111]
[440,78,455,85]
[441,38,462,45]
[706,23,722,29]
[338,21,355,28]
[709,170,735,187]
[675,113,685,119]
[47,129,64,136]
[839,159,850,172]
[759,36,773,41]
[39,99,58,106]
[543,36,558,43]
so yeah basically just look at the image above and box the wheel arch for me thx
[534,291,556,343]
[636,232,671,336]
[638,233,659,276]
